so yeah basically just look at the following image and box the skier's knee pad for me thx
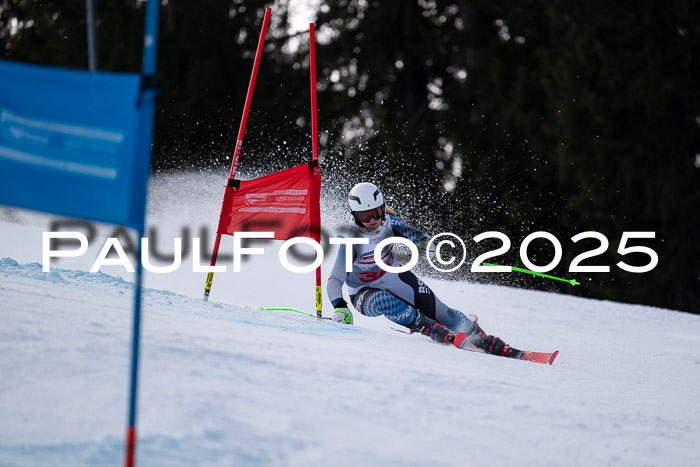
[351,288,416,325]
[351,287,381,316]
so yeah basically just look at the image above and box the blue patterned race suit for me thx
[327,215,476,334]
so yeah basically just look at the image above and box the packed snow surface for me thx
[1,171,700,466]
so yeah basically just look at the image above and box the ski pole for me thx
[425,252,579,286]
[259,307,332,319]
[483,263,580,286]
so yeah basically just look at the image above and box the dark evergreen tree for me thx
[1,0,698,311]
[311,0,700,312]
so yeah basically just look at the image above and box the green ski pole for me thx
[258,307,332,319]
[483,263,580,286]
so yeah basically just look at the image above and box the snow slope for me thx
[1,171,700,466]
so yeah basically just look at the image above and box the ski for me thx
[452,333,559,365]
[520,350,559,365]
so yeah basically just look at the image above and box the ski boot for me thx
[410,311,455,345]
[458,322,523,359]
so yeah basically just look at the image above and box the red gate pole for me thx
[204,8,271,301]
[309,23,322,318]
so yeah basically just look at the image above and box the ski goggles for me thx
[356,206,384,223]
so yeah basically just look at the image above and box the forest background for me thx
[1,0,698,313]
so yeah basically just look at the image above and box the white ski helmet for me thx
[348,182,386,226]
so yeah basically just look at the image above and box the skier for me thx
[328,182,525,359]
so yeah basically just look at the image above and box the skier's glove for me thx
[419,238,453,263]
[418,238,439,259]
[332,307,353,325]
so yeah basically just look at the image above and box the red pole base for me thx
[124,426,136,467]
